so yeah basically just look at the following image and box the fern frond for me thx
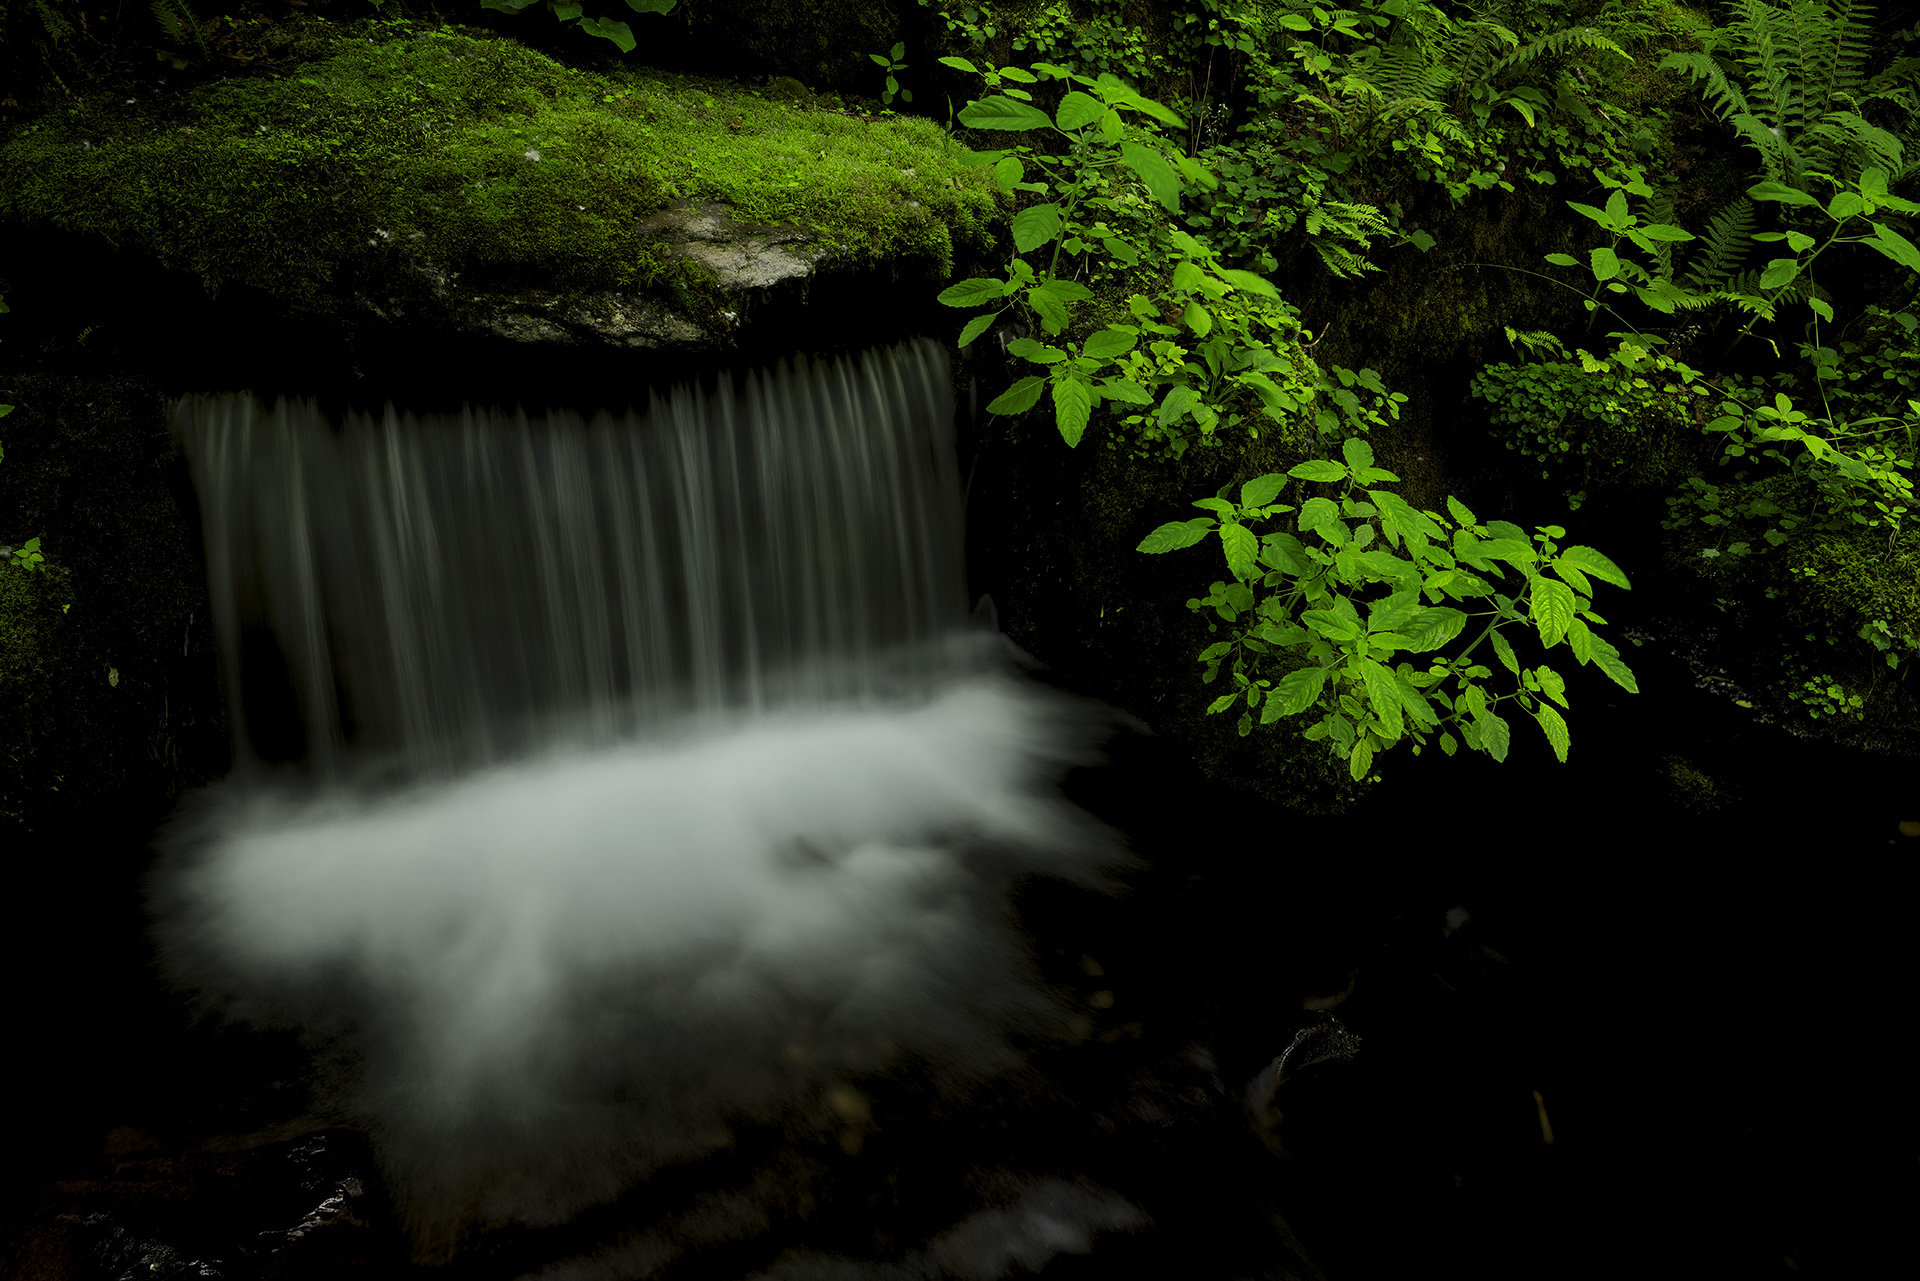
[1731,111,1796,179]
[1488,26,1630,83]
[151,0,210,59]
[1658,50,1751,120]
[1803,110,1903,177]
[1447,19,1519,90]
[1682,198,1757,292]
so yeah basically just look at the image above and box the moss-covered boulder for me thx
[0,18,1002,350]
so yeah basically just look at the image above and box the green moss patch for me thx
[0,18,1001,327]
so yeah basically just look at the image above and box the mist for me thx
[151,666,1132,1246]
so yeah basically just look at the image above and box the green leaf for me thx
[1120,141,1181,212]
[1445,495,1477,527]
[1809,297,1834,323]
[1532,577,1576,647]
[1438,731,1458,756]
[1217,268,1279,298]
[1568,616,1594,664]
[1182,300,1213,338]
[1005,336,1064,363]
[1587,632,1639,693]
[1467,537,1537,565]
[1027,284,1070,334]
[938,277,1007,307]
[1137,518,1216,553]
[1476,707,1512,762]
[1098,378,1154,405]
[1289,459,1348,483]
[1747,180,1821,207]
[1489,628,1520,674]
[1221,522,1259,580]
[1403,606,1467,651]
[956,311,998,349]
[1408,230,1437,252]
[1052,373,1093,446]
[986,375,1046,415]
[576,15,636,49]
[1342,437,1376,473]
[1759,257,1801,290]
[1590,247,1621,281]
[1055,90,1104,130]
[1081,326,1137,361]
[1012,203,1064,252]
[1555,545,1629,588]
[1348,737,1374,781]
[1297,496,1341,533]
[957,96,1055,131]
[1273,665,1330,715]
[1360,660,1405,739]
[1260,532,1310,574]
[938,55,980,72]
[991,156,1024,191]
[1535,664,1568,709]
[1533,703,1570,762]
[1865,223,1920,272]
[1240,474,1286,510]
[623,0,675,10]
[1544,252,1580,267]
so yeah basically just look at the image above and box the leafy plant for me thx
[473,0,675,54]
[1137,437,1638,779]
[870,42,911,106]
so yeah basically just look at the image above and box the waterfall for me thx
[177,339,966,777]
[157,340,1129,1253]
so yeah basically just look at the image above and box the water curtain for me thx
[176,339,965,776]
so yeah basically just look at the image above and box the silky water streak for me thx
[156,341,1130,1252]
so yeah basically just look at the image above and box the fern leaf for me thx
[1682,198,1757,292]
[1658,50,1751,120]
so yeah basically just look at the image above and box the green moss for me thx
[1661,753,1734,813]
[0,18,1001,325]
[0,559,75,824]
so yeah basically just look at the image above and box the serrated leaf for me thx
[937,277,1007,307]
[1568,616,1594,664]
[1533,703,1570,762]
[1260,531,1310,575]
[986,375,1046,415]
[1403,606,1468,651]
[1274,665,1330,714]
[1865,223,1920,272]
[1556,545,1629,588]
[1439,731,1458,756]
[1052,373,1092,447]
[1759,257,1801,290]
[1027,284,1070,334]
[1544,252,1580,266]
[1290,459,1348,482]
[1136,518,1216,553]
[1476,707,1511,762]
[1081,326,1137,361]
[1098,378,1154,405]
[957,96,1055,131]
[991,156,1024,191]
[1342,437,1376,473]
[1012,203,1064,252]
[1534,664,1568,708]
[956,311,998,348]
[1532,577,1576,647]
[1360,660,1405,739]
[1183,300,1213,337]
[1055,90,1104,130]
[1348,737,1374,780]
[1207,692,1238,715]
[1587,632,1639,693]
[1445,495,1477,527]
[1240,474,1286,510]
[1218,268,1279,297]
[1489,628,1520,674]
[1297,496,1340,533]
[1591,247,1621,280]
[1220,522,1260,580]
[1120,141,1181,212]
[1748,179,1821,207]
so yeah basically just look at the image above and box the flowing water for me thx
[157,342,1140,1265]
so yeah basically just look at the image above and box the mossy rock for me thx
[0,18,1003,350]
